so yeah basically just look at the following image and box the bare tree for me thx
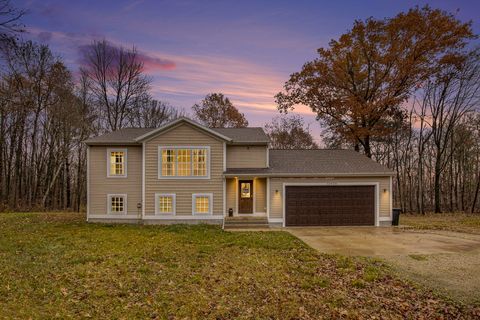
[80,40,151,131]
[0,0,25,48]
[128,96,180,128]
[424,51,480,212]
[264,115,318,149]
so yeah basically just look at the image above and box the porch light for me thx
[383,189,387,193]
[275,189,279,194]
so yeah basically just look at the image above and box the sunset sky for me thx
[17,0,480,141]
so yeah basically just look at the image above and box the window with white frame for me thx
[107,149,127,177]
[177,149,191,176]
[161,149,175,176]
[192,193,212,215]
[159,147,209,178]
[192,149,207,176]
[155,193,176,215]
[108,194,127,214]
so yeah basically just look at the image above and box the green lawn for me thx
[401,213,480,234]
[1,213,478,319]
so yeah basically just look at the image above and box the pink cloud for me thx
[77,42,176,72]
[136,52,176,71]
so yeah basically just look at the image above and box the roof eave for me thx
[223,172,395,177]
[228,141,269,145]
[84,141,142,146]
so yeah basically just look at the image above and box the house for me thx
[85,117,394,227]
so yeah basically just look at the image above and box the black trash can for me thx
[392,208,401,226]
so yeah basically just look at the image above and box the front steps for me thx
[223,216,269,230]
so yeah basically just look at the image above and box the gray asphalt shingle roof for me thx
[85,125,269,145]
[225,149,393,175]
[211,128,269,144]
[84,128,155,145]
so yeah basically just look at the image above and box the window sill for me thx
[158,176,210,180]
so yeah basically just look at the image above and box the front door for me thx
[238,180,253,213]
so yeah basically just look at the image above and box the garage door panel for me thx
[285,185,375,226]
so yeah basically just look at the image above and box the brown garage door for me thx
[285,185,375,226]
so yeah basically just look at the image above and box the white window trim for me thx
[106,148,128,178]
[155,193,176,215]
[158,146,211,180]
[107,194,127,215]
[192,193,213,215]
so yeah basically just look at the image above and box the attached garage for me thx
[285,185,376,226]
[225,149,394,227]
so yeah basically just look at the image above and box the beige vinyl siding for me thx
[269,176,391,219]
[88,145,142,216]
[226,145,267,168]
[144,123,224,216]
[226,178,236,213]
[255,178,266,213]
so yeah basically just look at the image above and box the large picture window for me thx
[158,147,210,178]
[107,148,127,177]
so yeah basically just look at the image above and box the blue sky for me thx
[17,0,480,139]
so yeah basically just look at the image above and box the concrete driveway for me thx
[287,227,480,304]
[286,227,480,256]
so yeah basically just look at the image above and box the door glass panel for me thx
[241,183,251,198]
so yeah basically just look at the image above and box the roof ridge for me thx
[269,148,354,151]
[212,127,264,129]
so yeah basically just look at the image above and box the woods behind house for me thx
[0,3,479,214]
[0,38,179,211]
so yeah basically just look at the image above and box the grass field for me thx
[400,213,480,234]
[1,212,478,319]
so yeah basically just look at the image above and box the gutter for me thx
[223,172,396,177]
[84,142,142,146]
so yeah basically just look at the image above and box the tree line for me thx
[1,2,479,214]
[276,6,480,213]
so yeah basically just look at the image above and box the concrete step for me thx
[225,216,267,220]
[224,226,270,230]
[224,220,268,225]
[224,216,269,230]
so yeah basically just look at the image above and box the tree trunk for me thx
[364,135,372,158]
[471,170,480,214]
[434,161,442,213]
[42,165,63,208]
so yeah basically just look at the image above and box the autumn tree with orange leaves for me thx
[193,93,248,128]
[276,6,475,158]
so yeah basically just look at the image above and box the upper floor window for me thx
[158,147,210,179]
[107,148,127,177]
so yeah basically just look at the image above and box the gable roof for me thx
[134,117,232,142]
[84,118,269,145]
[224,149,394,176]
